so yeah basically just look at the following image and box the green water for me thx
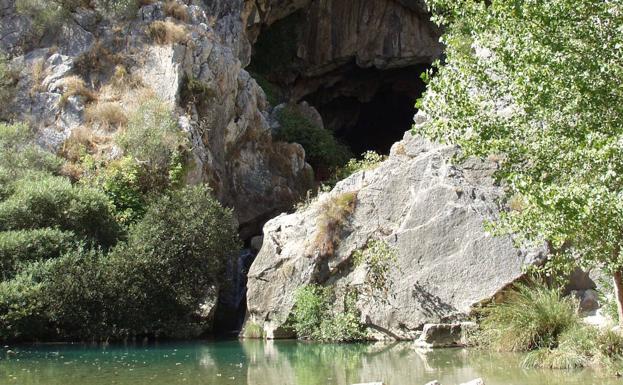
[0,340,615,385]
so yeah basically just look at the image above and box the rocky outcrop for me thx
[246,117,542,340]
[1,0,314,237]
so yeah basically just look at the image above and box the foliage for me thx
[275,104,351,171]
[248,12,302,76]
[330,151,386,185]
[0,122,63,179]
[243,322,265,339]
[353,239,397,294]
[15,0,72,34]
[0,185,240,341]
[91,156,145,225]
[0,228,76,280]
[251,73,283,106]
[105,185,240,336]
[0,268,48,341]
[474,284,579,352]
[163,0,188,22]
[313,192,357,257]
[115,98,188,197]
[418,0,623,320]
[148,20,187,45]
[0,53,17,121]
[291,285,365,342]
[0,175,121,248]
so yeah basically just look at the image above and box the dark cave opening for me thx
[302,64,431,156]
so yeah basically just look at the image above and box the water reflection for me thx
[0,340,614,385]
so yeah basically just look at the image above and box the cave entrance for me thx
[303,64,430,156]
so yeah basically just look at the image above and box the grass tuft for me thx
[148,21,187,45]
[164,1,189,22]
[312,192,357,258]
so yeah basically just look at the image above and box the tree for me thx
[417,0,623,324]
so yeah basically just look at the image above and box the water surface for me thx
[0,340,614,385]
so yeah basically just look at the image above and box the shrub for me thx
[243,322,265,339]
[105,185,240,336]
[0,122,64,177]
[148,20,187,45]
[475,284,580,352]
[95,156,146,225]
[0,175,121,248]
[313,192,357,257]
[0,268,48,341]
[0,53,18,120]
[85,101,128,131]
[96,0,143,19]
[275,104,351,172]
[73,41,122,80]
[119,98,185,169]
[15,0,69,35]
[59,76,97,107]
[0,228,76,280]
[290,284,364,341]
[164,1,188,22]
[353,239,397,294]
[329,151,386,186]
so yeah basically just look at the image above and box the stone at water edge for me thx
[415,323,477,348]
[424,381,441,385]
[352,383,384,385]
[459,379,485,385]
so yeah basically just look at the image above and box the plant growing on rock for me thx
[275,104,351,173]
[0,53,18,121]
[291,284,364,342]
[353,239,397,294]
[419,0,623,325]
[312,192,357,258]
[148,20,188,45]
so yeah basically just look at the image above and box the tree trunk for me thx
[613,270,623,327]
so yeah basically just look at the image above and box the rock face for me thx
[246,122,540,340]
[0,0,314,237]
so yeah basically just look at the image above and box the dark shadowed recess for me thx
[303,63,431,156]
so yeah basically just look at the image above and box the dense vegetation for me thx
[0,117,239,342]
[419,0,623,324]
[473,284,623,372]
[290,285,365,342]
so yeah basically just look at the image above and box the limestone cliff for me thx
[245,116,543,340]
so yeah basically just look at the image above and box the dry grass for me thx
[311,192,358,258]
[164,1,189,22]
[59,76,97,107]
[148,20,187,45]
[30,58,47,94]
[59,126,102,162]
[85,101,128,132]
[73,40,122,79]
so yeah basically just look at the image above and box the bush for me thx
[0,268,48,341]
[290,285,364,342]
[313,192,357,257]
[0,53,17,121]
[117,98,188,191]
[328,151,386,187]
[85,101,128,131]
[148,20,187,45]
[95,156,146,225]
[475,284,579,352]
[105,184,240,336]
[163,1,188,22]
[15,0,70,35]
[0,228,76,280]
[275,104,351,172]
[353,239,397,294]
[0,175,121,248]
[0,122,64,177]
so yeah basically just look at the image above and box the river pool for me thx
[0,340,615,385]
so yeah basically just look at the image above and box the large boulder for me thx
[246,120,541,340]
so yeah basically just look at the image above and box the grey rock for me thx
[424,382,441,385]
[459,379,485,385]
[415,322,476,348]
[581,289,600,312]
[246,123,538,340]
[250,236,264,253]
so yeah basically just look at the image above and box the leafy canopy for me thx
[417,0,623,276]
